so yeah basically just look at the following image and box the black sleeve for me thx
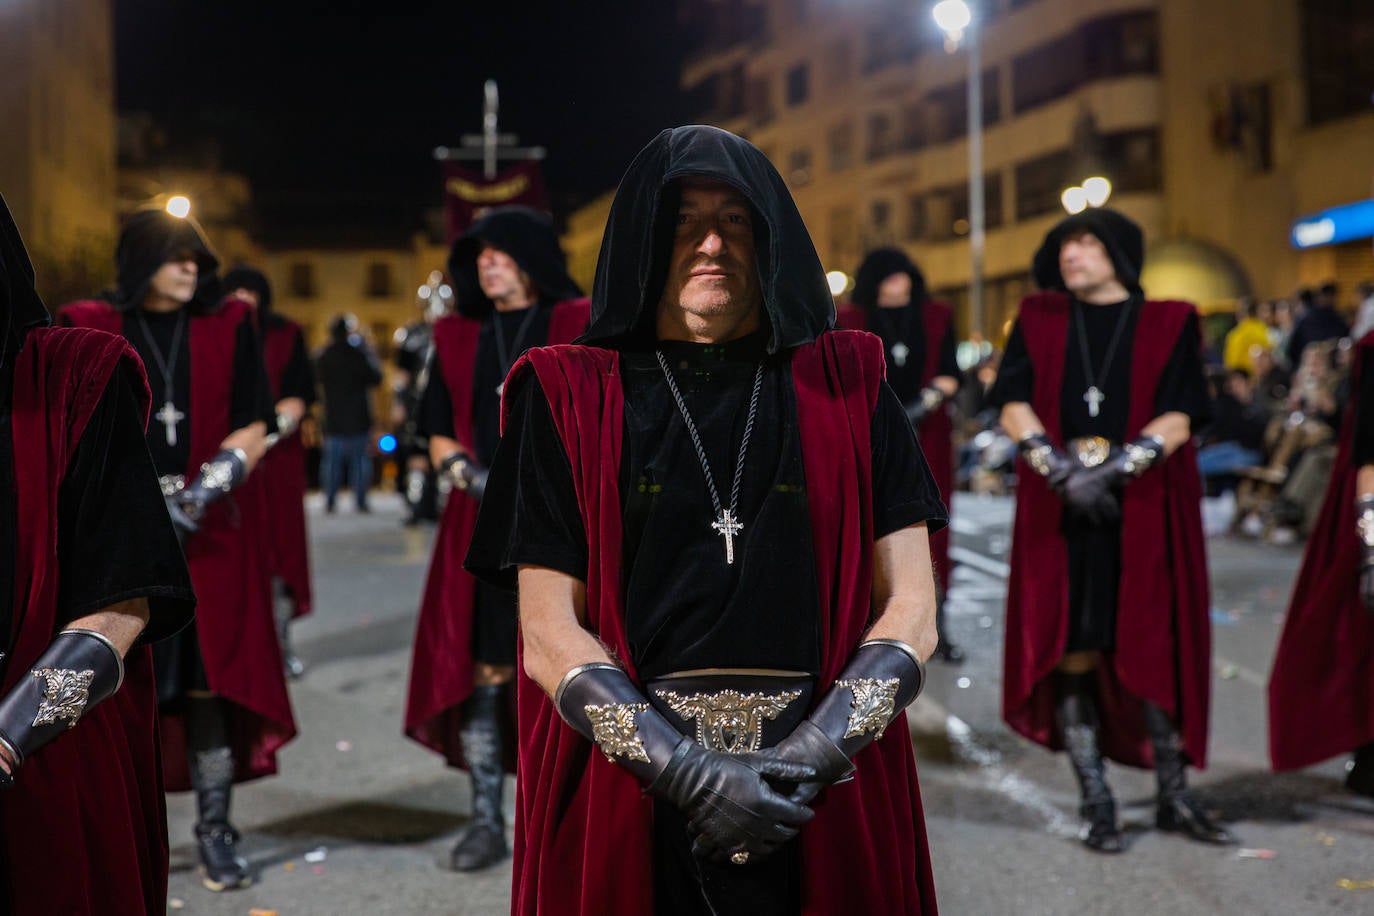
[985,321,1032,408]
[1153,312,1213,428]
[871,381,949,539]
[935,322,961,382]
[1353,352,1374,466]
[417,356,456,439]
[55,368,195,643]
[465,375,589,589]
[361,346,384,387]
[278,331,317,405]
[231,315,277,430]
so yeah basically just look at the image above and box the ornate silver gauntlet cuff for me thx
[1356,495,1374,549]
[1121,435,1167,477]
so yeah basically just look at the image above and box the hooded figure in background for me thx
[465,126,943,915]
[840,248,963,663]
[222,266,316,678]
[987,207,1227,853]
[403,205,589,873]
[59,208,293,893]
[0,195,195,913]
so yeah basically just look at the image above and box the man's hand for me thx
[1060,464,1122,525]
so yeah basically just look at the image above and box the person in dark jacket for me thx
[315,314,382,512]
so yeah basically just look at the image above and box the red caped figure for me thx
[403,206,588,872]
[59,207,296,892]
[987,207,1232,853]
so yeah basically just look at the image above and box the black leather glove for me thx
[163,493,200,544]
[1357,496,1374,613]
[174,447,248,525]
[904,387,946,426]
[1017,432,1074,493]
[1061,435,1166,525]
[0,629,125,786]
[557,663,816,862]
[439,452,488,501]
[769,640,925,805]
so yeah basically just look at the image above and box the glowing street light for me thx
[932,0,972,44]
[826,270,851,298]
[1061,187,1089,214]
[1082,176,1112,208]
[165,195,192,218]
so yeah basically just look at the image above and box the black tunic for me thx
[1354,347,1374,467]
[987,298,1210,651]
[272,324,317,405]
[0,360,194,652]
[122,306,276,476]
[419,304,556,666]
[866,303,961,405]
[469,330,948,679]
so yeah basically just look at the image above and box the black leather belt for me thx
[646,669,814,754]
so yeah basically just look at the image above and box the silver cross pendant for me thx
[711,509,744,565]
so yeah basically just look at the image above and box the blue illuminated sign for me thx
[1290,199,1374,249]
[378,434,398,453]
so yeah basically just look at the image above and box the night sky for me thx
[113,1,694,245]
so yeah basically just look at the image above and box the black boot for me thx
[449,684,510,871]
[187,697,252,891]
[1143,702,1235,844]
[932,594,965,664]
[1055,672,1123,853]
[274,579,305,679]
[1347,743,1374,798]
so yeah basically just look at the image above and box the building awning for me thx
[1290,199,1374,249]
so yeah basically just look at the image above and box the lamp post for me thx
[932,0,983,340]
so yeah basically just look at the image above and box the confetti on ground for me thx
[313,866,325,875]
[168,900,184,910]
[249,910,279,916]
[1220,664,1240,680]
[1236,848,1276,859]
[1337,879,1374,891]
[304,846,328,863]
[284,862,296,872]
[956,677,972,689]
[335,740,353,752]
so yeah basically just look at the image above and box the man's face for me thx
[877,272,912,307]
[228,287,260,308]
[476,244,532,303]
[659,178,761,323]
[148,249,199,304]
[1058,231,1118,296]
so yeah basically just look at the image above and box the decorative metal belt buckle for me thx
[1070,436,1112,469]
[648,669,813,754]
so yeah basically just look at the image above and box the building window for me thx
[924,70,1000,145]
[1015,149,1074,221]
[866,111,895,161]
[865,200,895,249]
[900,102,928,152]
[1012,12,1158,115]
[289,263,316,298]
[828,121,855,172]
[906,194,927,242]
[746,76,775,124]
[786,63,810,106]
[366,262,393,298]
[829,206,857,265]
[915,173,1005,243]
[788,148,813,186]
[1101,129,1163,193]
[1301,0,1374,125]
[863,14,918,73]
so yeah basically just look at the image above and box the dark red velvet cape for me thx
[837,300,955,593]
[260,319,313,617]
[1003,292,1212,768]
[404,299,590,769]
[1268,330,1374,770]
[58,299,296,788]
[3,328,170,915]
[505,330,937,916]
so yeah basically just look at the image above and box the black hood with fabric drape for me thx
[447,206,582,319]
[111,208,221,312]
[0,194,53,361]
[582,125,834,354]
[221,265,284,327]
[851,247,929,312]
[1032,207,1144,296]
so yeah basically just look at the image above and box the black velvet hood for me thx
[582,125,834,353]
[0,194,52,361]
[447,206,582,319]
[851,247,929,311]
[1032,207,1144,296]
[221,266,273,312]
[112,208,221,312]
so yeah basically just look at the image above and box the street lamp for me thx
[933,0,984,341]
[165,195,191,218]
[1060,177,1112,214]
[826,270,852,298]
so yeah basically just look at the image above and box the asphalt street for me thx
[162,492,1374,915]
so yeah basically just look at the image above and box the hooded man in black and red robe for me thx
[1269,328,1374,792]
[59,209,296,892]
[403,206,589,872]
[466,126,944,915]
[987,207,1229,853]
[222,265,317,678]
[0,195,195,914]
[839,248,964,662]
